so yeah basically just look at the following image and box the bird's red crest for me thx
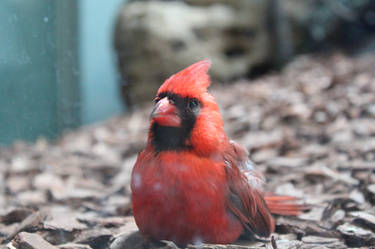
[157,59,211,97]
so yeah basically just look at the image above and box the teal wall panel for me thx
[0,0,124,145]
[0,1,79,145]
[79,0,124,124]
[0,1,58,144]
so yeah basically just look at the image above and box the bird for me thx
[131,60,303,246]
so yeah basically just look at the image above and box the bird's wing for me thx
[223,140,275,237]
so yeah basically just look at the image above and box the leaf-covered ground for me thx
[1,53,374,249]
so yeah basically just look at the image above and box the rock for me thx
[10,232,58,249]
[114,0,375,107]
[114,0,271,106]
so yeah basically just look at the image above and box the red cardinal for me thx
[131,60,302,246]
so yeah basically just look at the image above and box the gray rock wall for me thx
[114,0,375,107]
[114,0,271,107]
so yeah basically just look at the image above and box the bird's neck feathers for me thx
[189,93,227,156]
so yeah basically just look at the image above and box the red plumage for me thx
[131,60,303,246]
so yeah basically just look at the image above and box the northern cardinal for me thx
[131,60,303,246]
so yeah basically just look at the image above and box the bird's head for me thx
[149,60,226,156]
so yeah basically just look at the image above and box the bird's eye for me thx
[168,96,175,105]
[188,99,200,111]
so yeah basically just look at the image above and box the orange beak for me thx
[151,97,181,127]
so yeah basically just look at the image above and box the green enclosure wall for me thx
[0,0,125,145]
[0,1,80,145]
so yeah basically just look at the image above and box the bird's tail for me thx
[264,195,307,216]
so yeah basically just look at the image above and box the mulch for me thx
[1,53,374,249]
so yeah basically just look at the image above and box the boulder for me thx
[114,0,271,106]
[114,0,375,107]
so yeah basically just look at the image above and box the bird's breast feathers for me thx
[132,150,228,200]
[131,150,243,244]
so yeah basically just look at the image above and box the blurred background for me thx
[1,2,375,248]
[1,0,375,145]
